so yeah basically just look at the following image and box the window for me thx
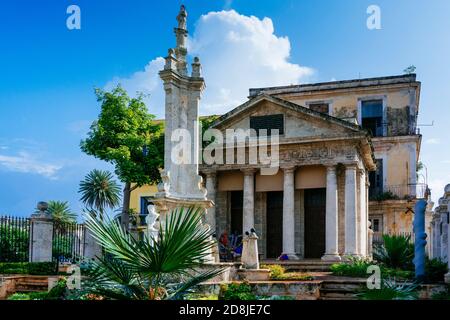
[369,217,382,232]
[369,159,383,199]
[309,103,329,114]
[361,99,383,137]
[250,114,284,136]
[139,197,152,226]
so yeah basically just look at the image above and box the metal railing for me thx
[369,183,429,201]
[0,216,31,262]
[372,232,415,245]
[52,222,86,264]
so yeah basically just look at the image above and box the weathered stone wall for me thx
[387,106,410,136]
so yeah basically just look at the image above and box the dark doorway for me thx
[266,191,283,259]
[230,191,243,236]
[304,188,326,259]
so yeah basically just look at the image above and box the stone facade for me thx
[429,184,450,283]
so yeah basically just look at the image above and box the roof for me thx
[249,74,419,97]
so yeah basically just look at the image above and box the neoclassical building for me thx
[197,74,423,261]
[131,7,425,261]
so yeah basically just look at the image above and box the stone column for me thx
[441,212,448,262]
[359,169,367,257]
[446,214,450,283]
[83,227,102,262]
[242,169,256,234]
[205,171,217,234]
[344,164,358,257]
[322,165,341,261]
[29,202,53,263]
[282,166,298,259]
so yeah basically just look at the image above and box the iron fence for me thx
[0,216,31,262]
[52,222,86,264]
[369,183,429,201]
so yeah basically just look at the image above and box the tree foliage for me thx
[81,86,164,186]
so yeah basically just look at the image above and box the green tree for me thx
[81,86,164,228]
[79,169,121,219]
[83,207,224,300]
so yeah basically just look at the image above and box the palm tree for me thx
[79,170,121,218]
[46,201,78,230]
[83,206,224,300]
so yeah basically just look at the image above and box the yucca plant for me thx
[358,277,419,300]
[373,234,414,270]
[82,206,224,300]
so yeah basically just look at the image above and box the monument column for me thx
[242,168,256,234]
[344,163,358,257]
[282,166,298,259]
[322,165,341,261]
[205,171,217,234]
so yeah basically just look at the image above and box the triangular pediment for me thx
[212,94,366,140]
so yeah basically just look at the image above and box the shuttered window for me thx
[250,114,284,136]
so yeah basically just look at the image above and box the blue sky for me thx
[0,0,449,217]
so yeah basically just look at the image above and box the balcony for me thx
[369,183,429,201]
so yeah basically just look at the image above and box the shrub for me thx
[330,257,373,277]
[358,278,419,300]
[261,264,285,278]
[426,258,448,282]
[220,282,257,300]
[0,262,57,275]
[373,234,414,270]
[330,257,414,279]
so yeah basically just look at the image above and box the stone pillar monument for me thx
[151,6,214,260]
[413,199,427,282]
[29,202,54,262]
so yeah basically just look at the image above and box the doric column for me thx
[359,168,367,257]
[242,168,256,234]
[344,163,358,257]
[322,165,341,261]
[205,171,217,234]
[282,166,298,259]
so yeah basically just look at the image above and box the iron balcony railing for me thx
[369,183,429,201]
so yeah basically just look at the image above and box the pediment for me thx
[212,94,366,140]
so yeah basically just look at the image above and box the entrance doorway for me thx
[230,191,243,236]
[266,191,283,259]
[304,188,326,259]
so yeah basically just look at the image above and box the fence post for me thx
[83,226,102,262]
[29,202,54,262]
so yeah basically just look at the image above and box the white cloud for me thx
[0,151,62,179]
[105,10,314,118]
[425,138,440,145]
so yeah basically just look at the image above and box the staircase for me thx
[319,278,366,300]
[11,276,48,293]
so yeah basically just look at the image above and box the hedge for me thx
[0,262,58,275]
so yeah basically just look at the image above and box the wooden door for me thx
[266,191,283,259]
[304,188,326,259]
[230,191,243,236]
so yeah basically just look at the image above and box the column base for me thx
[445,272,450,284]
[321,253,342,262]
[281,253,300,260]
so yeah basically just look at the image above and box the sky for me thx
[0,0,449,217]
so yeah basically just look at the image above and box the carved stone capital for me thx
[241,168,258,176]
